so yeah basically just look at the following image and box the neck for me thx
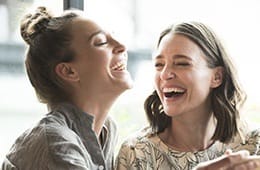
[159,112,216,152]
[72,91,121,136]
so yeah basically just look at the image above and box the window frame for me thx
[63,0,84,10]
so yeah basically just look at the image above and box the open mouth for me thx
[163,87,186,98]
[111,60,127,71]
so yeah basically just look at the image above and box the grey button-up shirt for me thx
[1,103,117,170]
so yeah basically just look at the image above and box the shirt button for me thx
[98,165,104,170]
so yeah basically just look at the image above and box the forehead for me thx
[155,33,204,59]
[70,17,103,40]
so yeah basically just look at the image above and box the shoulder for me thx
[7,111,79,152]
[4,107,89,169]
[229,125,260,155]
[244,129,260,148]
[121,127,153,146]
[3,115,58,169]
[117,127,156,157]
[115,127,160,169]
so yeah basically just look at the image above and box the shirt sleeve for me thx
[230,128,260,155]
[245,129,260,155]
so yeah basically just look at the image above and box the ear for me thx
[55,63,79,82]
[211,66,224,88]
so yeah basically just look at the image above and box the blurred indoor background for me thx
[0,0,259,161]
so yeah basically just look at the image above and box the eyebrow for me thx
[154,54,192,60]
[88,30,105,41]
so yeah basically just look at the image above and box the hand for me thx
[194,150,260,170]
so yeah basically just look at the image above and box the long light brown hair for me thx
[144,22,246,143]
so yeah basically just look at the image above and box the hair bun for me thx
[20,6,53,45]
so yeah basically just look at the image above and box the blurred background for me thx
[0,0,260,161]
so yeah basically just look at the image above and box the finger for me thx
[201,151,250,170]
[229,159,260,170]
[228,150,250,164]
[202,156,232,169]
[225,149,233,156]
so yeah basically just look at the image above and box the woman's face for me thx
[68,17,133,97]
[154,33,220,118]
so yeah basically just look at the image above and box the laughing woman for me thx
[115,22,260,170]
[2,7,132,170]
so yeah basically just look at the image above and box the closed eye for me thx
[154,62,164,71]
[95,41,108,46]
[92,31,108,46]
[155,63,164,67]
[174,62,190,66]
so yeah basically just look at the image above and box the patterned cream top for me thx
[115,127,260,170]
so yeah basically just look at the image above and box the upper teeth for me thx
[163,87,185,93]
[111,61,126,70]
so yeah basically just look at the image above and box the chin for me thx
[163,107,181,117]
[125,77,134,89]
[109,70,134,93]
[117,72,134,89]
[119,78,134,91]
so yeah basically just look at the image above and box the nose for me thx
[160,65,176,80]
[112,38,126,54]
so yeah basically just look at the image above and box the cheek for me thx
[89,54,110,69]
[88,47,110,62]
[188,73,212,97]
[154,73,163,99]
[154,73,161,88]
[185,69,211,83]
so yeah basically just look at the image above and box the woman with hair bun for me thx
[2,6,133,170]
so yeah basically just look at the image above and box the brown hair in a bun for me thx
[21,6,79,105]
[20,6,52,45]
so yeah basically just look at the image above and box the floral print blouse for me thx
[115,127,260,170]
